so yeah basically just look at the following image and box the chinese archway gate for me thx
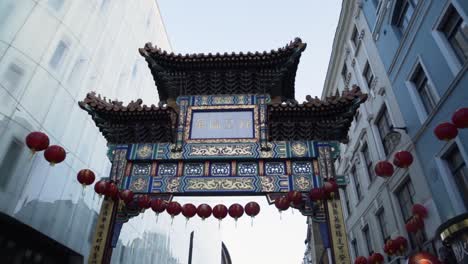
[79,38,367,264]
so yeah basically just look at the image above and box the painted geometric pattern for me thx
[265,162,285,175]
[292,161,313,175]
[158,163,178,177]
[210,162,231,176]
[126,141,319,160]
[177,94,266,107]
[128,176,151,193]
[184,163,204,176]
[237,162,258,176]
[132,163,152,176]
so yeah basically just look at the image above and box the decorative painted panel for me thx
[237,162,258,176]
[183,163,204,176]
[131,163,152,176]
[265,162,286,175]
[128,176,151,193]
[210,162,231,176]
[292,161,313,175]
[157,163,178,177]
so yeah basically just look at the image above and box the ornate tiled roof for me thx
[268,85,367,143]
[78,92,177,144]
[139,38,306,101]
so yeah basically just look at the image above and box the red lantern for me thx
[323,180,338,197]
[393,151,413,168]
[228,203,244,221]
[452,107,468,129]
[395,236,408,252]
[274,196,290,211]
[44,145,66,165]
[369,253,384,264]
[119,189,134,204]
[182,203,197,220]
[137,195,151,209]
[213,204,228,221]
[413,216,425,230]
[408,251,442,264]
[309,188,325,201]
[287,191,303,206]
[25,131,49,154]
[245,201,260,218]
[94,180,108,197]
[386,239,397,255]
[197,204,212,220]
[354,256,368,264]
[406,221,418,233]
[412,203,428,219]
[150,198,166,215]
[374,161,394,177]
[106,182,119,200]
[434,122,458,141]
[383,243,390,255]
[166,201,182,218]
[77,169,95,187]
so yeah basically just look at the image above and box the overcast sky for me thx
[153,1,342,263]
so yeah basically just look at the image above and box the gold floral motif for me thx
[260,176,275,192]
[294,175,311,191]
[189,144,254,156]
[212,96,234,105]
[291,142,307,157]
[185,178,255,191]
[170,151,182,159]
[260,150,273,158]
[137,145,152,159]
[166,177,181,193]
[131,178,147,191]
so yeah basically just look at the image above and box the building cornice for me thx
[321,0,356,99]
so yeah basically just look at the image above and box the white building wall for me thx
[322,1,440,262]
[0,0,172,261]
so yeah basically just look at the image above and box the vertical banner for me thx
[326,196,351,264]
[88,198,115,264]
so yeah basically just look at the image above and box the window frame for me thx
[341,63,349,84]
[362,225,373,255]
[363,61,375,89]
[361,142,375,182]
[441,143,468,210]
[351,166,362,201]
[439,5,468,64]
[391,0,418,33]
[376,208,390,242]
[375,105,393,156]
[351,26,359,48]
[396,178,415,222]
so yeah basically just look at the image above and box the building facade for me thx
[321,0,467,262]
[0,0,176,262]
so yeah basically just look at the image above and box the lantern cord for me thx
[235,219,238,229]
[218,219,221,230]
[155,213,159,223]
[250,217,253,227]
[185,218,188,229]
[279,211,282,221]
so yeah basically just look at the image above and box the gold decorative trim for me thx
[440,218,468,241]
[184,105,259,143]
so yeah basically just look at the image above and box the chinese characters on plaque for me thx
[190,111,254,139]
[89,199,114,264]
[327,197,351,264]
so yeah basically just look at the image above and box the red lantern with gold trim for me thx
[197,203,212,220]
[182,203,197,221]
[385,239,397,255]
[150,198,166,215]
[434,122,458,141]
[245,201,260,218]
[25,131,49,154]
[119,189,134,204]
[106,182,119,200]
[368,253,384,264]
[137,195,151,209]
[94,180,108,197]
[452,107,468,128]
[393,151,413,168]
[323,180,338,198]
[274,196,290,211]
[287,191,303,206]
[408,251,442,264]
[412,203,428,219]
[44,145,66,166]
[374,161,394,177]
[166,201,182,218]
[309,188,326,201]
[77,169,95,187]
[406,220,418,233]
[354,256,368,264]
[394,236,408,253]
[213,204,228,223]
[228,203,244,221]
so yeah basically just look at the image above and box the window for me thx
[351,26,359,47]
[49,40,69,69]
[376,106,392,155]
[363,61,374,88]
[351,166,362,201]
[0,138,23,189]
[351,239,359,258]
[2,62,25,92]
[411,65,437,115]
[376,209,390,241]
[396,179,415,221]
[343,187,352,215]
[341,63,348,83]
[444,146,468,208]
[362,225,373,254]
[375,0,383,14]
[439,5,468,64]
[392,0,418,33]
[361,143,375,182]
[48,0,64,11]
